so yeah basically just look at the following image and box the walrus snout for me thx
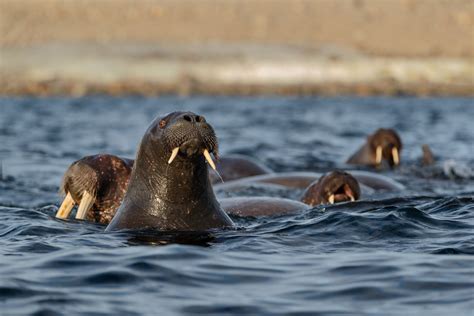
[162,112,219,170]
[182,113,206,123]
[370,128,402,168]
[301,170,360,206]
[180,138,205,156]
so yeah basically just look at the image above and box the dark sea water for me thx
[0,96,473,315]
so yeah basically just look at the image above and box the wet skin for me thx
[208,154,272,184]
[300,170,361,206]
[213,170,404,192]
[58,154,272,223]
[58,155,133,224]
[106,112,233,231]
[221,171,362,217]
[57,113,310,227]
[56,124,404,223]
[57,158,403,223]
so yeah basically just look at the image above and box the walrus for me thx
[57,160,399,223]
[208,154,272,183]
[56,153,271,223]
[105,111,234,231]
[300,170,361,206]
[105,113,359,226]
[213,170,404,192]
[56,154,134,224]
[221,170,361,217]
[346,128,402,168]
[220,197,308,217]
[56,162,363,221]
[55,119,400,224]
[421,144,436,166]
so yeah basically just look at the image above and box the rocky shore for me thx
[1,0,473,96]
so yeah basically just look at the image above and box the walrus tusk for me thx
[375,146,383,165]
[203,149,216,170]
[328,194,335,204]
[392,147,400,165]
[75,191,95,220]
[56,192,75,219]
[344,184,355,202]
[168,147,180,164]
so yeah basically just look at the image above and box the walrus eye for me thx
[159,119,167,129]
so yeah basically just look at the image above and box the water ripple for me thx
[0,96,473,315]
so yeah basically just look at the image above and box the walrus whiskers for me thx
[392,147,400,165]
[56,192,75,219]
[75,191,95,220]
[167,147,180,164]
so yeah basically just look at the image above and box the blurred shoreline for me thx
[1,0,473,96]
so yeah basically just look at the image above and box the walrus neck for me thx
[108,139,233,231]
[129,144,214,207]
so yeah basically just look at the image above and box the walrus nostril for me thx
[181,114,205,123]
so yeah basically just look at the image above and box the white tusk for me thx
[392,147,400,165]
[56,192,75,219]
[168,147,180,164]
[203,149,216,171]
[343,184,356,202]
[328,194,335,204]
[75,191,95,220]
[375,146,382,165]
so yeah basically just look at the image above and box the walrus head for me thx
[368,128,402,168]
[300,170,361,206]
[106,111,233,231]
[153,112,219,169]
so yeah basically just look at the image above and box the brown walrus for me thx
[213,170,404,192]
[57,153,271,223]
[421,144,436,166]
[208,154,272,183]
[106,111,234,231]
[55,120,402,224]
[56,112,310,228]
[56,155,271,224]
[347,128,402,168]
[57,160,400,223]
[220,197,308,217]
[57,159,369,221]
[57,112,233,229]
[56,154,133,224]
[300,170,361,206]
[222,170,362,217]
